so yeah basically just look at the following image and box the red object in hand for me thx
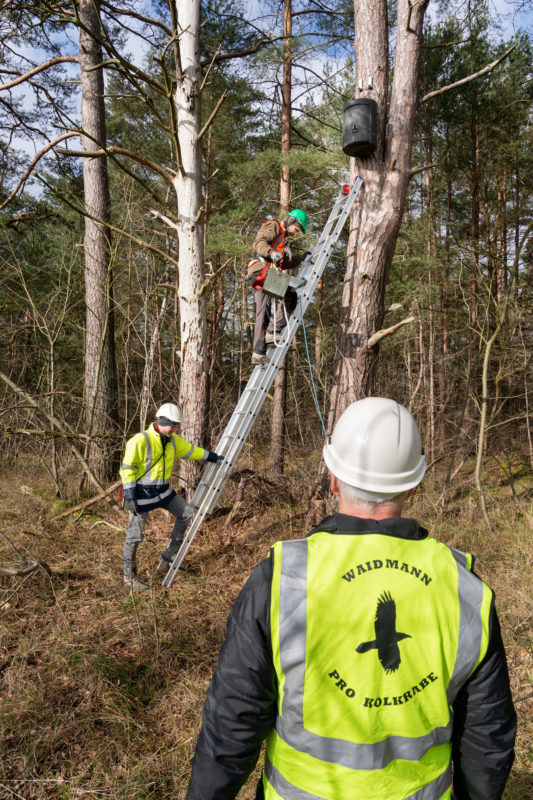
[342,184,350,194]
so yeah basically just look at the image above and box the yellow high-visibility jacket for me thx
[263,530,493,799]
[120,423,206,510]
[185,514,515,800]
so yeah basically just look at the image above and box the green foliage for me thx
[0,0,531,478]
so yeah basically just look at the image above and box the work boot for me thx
[265,332,277,344]
[124,574,149,592]
[156,557,170,576]
[251,352,270,365]
[156,557,187,576]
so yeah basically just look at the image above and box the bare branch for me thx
[0,370,104,493]
[0,57,79,92]
[0,561,45,578]
[420,45,516,104]
[98,1,172,36]
[367,316,416,349]
[56,144,174,185]
[0,427,90,440]
[0,132,78,212]
[198,90,228,141]
[52,479,122,520]
[409,163,438,179]
[199,257,233,296]
[200,45,222,93]
[38,175,181,269]
[201,36,274,67]
[149,209,179,231]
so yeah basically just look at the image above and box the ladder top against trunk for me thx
[162,178,363,587]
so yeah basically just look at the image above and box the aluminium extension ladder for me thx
[162,176,363,586]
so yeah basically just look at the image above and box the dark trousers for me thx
[252,280,297,355]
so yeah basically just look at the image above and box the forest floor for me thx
[0,454,532,799]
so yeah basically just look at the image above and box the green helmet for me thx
[287,208,309,234]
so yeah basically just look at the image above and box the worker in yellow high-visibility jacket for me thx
[119,403,223,591]
[186,398,516,800]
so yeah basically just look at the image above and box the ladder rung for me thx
[163,179,363,587]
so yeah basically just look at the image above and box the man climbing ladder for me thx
[162,178,364,587]
[247,208,309,365]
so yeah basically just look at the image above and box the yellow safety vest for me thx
[264,531,492,800]
[120,423,205,508]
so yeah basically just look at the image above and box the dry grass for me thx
[0,455,531,799]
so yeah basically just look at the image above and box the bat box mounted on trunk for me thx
[342,99,377,158]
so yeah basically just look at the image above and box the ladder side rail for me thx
[187,358,282,510]
[163,260,327,586]
[163,295,312,585]
[310,188,351,247]
[200,181,363,506]
[311,178,362,248]
[186,375,282,517]
[163,179,363,585]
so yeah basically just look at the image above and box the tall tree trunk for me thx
[439,141,452,443]
[79,0,118,483]
[171,0,209,498]
[269,0,292,480]
[425,134,436,465]
[469,118,480,411]
[327,0,429,430]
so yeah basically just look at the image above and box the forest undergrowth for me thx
[0,455,531,799]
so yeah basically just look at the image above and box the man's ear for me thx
[331,474,340,497]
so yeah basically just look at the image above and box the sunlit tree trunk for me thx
[171,0,209,497]
[79,0,118,482]
[327,0,429,429]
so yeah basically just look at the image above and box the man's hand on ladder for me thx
[206,451,224,463]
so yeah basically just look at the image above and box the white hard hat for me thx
[155,402,182,425]
[323,397,426,496]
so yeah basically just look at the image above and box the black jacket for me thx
[186,514,516,800]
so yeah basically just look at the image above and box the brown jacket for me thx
[247,219,304,280]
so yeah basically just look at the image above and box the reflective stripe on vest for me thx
[266,534,491,798]
[136,486,174,506]
[136,431,176,487]
[447,547,483,704]
[264,757,453,800]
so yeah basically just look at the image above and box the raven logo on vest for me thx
[356,591,411,673]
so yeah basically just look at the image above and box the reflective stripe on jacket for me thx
[264,532,492,799]
[119,422,205,509]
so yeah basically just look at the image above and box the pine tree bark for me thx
[327,0,429,430]
[79,0,118,482]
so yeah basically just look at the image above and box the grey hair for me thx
[335,478,408,512]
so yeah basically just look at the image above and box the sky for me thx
[1,0,531,198]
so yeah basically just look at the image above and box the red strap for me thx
[252,261,270,289]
